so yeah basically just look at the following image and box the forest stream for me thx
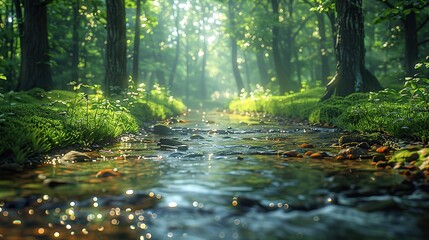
[1,110,429,240]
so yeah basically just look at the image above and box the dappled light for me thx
[1,0,429,239]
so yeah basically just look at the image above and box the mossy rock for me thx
[388,148,429,165]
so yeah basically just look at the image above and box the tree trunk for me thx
[243,51,251,93]
[132,0,142,84]
[105,0,127,97]
[2,3,17,88]
[168,3,180,91]
[321,0,382,101]
[18,0,52,91]
[317,13,330,83]
[294,49,302,86]
[185,35,190,101]
[271,0,286,94]
[200,33,207,99]
[256,50,269,87]
[283,0,301,92]
[270,0,299,94]
[228,0,244,92]
[404,11,418,76]
[71,0,80,83]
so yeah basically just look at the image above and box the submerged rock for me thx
[43,178,76,188]
[159,138,189,151]
[300,143,314,148]
[61,151,90,162]
[159,138,184,146]
[190,134,205,140]
[310,152,325,159]
[96,169,120,178]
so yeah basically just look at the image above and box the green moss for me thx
[229,83,429,142]
[0,87,185,166]
[229,87,323,120]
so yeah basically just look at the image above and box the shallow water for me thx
[1,110,428,239]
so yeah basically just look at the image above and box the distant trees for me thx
[1,0,426,101]
[321,0,382,101]
[376,0,429,76]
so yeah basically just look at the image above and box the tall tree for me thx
[321,0,382,101]
[132,0,143,84]
[18,0,53,91]
[228,0,245,92]
[105,0,127,96]
[168,0,180,90]
[256,50,270,87]
[71,0,80,83]
[270,0,301,94]
[317,13,330,83]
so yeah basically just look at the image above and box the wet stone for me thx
[153,124,172,135]
[159,138,185,146]
[60,151,90,162]
[356,142,371,149]
[177,145,189,151]
[96,169,120,178]
[372,154,386,163]
[190,134,205,140]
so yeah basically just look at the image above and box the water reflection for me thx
[0,111,428,239]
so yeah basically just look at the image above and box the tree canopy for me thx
[1,0,428,102]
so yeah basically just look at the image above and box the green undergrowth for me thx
[0,83,185,165]
[229,86,324,119]
[230,68,429,143]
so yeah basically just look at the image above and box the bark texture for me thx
[321,0,382,101]
[105,0,127,96]
[18,0,52,91]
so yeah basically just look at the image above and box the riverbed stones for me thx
[372,154,386,164]
[336,147,366,160]
[158,138,189,151]
[60,151,90,162]
[376,146,391,153]
[300,143,314,148]
[310,152,324,159]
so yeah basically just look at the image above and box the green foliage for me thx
[230,86,323,120]
[0,82,185,165]
[311,62,429,142]
[230,60,429,142]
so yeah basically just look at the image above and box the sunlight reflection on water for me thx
[0,111,428,239]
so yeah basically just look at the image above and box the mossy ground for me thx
[229,85,429,143]
[0,88,186,165]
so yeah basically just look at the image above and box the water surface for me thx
[1,110,428,239]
